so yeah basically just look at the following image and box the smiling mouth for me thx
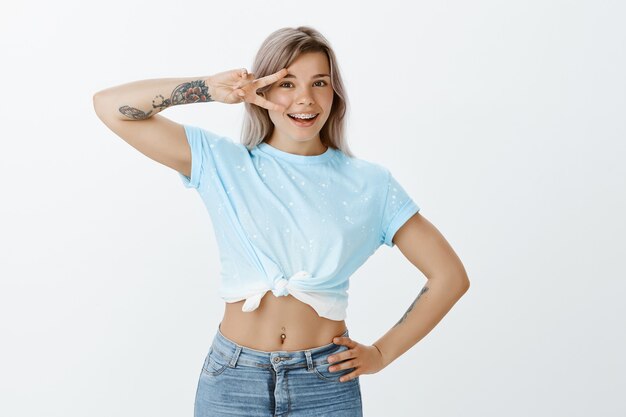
[287,113,319,121]
[287,113,320,127]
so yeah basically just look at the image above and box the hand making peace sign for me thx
[207,67,288,112]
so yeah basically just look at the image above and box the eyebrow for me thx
[283,73,330,79]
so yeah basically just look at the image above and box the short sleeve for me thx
[380,169,420,247]
[178,124,220,189]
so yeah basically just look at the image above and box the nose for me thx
[296,87,314,106]
[296,96,313,105]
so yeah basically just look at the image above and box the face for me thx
[263,51,334,145]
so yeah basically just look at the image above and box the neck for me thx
[265,134,328,156]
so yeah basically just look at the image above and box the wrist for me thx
[372,343,388,367]
[205,75,216,98]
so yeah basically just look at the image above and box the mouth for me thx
[287,113,319,127]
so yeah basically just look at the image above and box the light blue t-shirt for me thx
[179,124,420,320]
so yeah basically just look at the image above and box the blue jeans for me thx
[194,323,363,417]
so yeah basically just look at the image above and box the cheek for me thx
[318,92,334,119]
[264,93,289,124]
[318,90,334,109]
[266,91,291,106]
[267,111,283,126]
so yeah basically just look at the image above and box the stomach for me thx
[219,292,348,352]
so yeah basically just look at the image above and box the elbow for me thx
[455,265,470,293]
[448,272,470,294]
[461,277,470,293]
[92,92,105,117]
[92,92,116,122]
[92,89,106,105]
[428,272,470,294]
[456,273,470,295]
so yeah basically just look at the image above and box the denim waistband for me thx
[211,323,350,368]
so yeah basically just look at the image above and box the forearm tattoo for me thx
[393,285,429,327]
[118,79,213,120]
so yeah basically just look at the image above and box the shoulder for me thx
[183,124,248,156]
[336,151,388,177]
[336,151,390,186]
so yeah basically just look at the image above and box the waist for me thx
[220,293,347,352]
[212,324,350,364]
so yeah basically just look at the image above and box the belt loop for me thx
[229,345,242,368]
[304,349,314,371]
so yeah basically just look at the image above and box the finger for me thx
[329,358,354,371]
[254,68,288,89]
[233,73,256,89]
[334,337,353,346]
[235,89,246,102]
[327,350,348,363]
[339,371,358,383]
[239,68,248,78]
[328,347,355,365]
[251,94,285,112]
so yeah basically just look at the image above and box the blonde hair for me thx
[241,26,354,157]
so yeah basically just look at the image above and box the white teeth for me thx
[289,113,317,119]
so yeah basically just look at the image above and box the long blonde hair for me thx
[241,26,354,157]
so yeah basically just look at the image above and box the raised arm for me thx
[92,76,214,178]
[92,68,288,178]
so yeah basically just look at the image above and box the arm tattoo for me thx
[393,285,429,328]
[118,79,213,120]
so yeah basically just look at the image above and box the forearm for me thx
[93,76,214,121]
[373,274,470,367]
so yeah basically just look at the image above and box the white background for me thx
[1,0,625,416]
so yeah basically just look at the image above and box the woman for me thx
[93,26,470,417]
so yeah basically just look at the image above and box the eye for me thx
[279,82,293,88]
[313,80,328,87]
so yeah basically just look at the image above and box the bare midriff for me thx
[219,292,348,352]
